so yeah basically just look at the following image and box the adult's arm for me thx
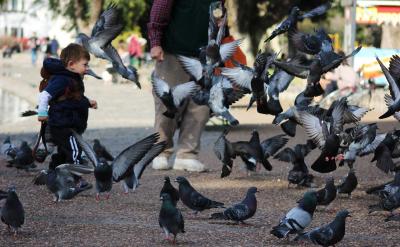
[147,0,175,48]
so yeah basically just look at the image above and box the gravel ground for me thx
[1,121,400,247]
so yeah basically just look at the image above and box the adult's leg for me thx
[152,53,191,158]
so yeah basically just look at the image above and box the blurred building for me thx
[0,0,74,47]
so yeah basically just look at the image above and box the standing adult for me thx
[50,37,60,58]
[29,32,39,66]
[147,0,222,172]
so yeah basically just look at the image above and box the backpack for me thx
[39,67,52,92]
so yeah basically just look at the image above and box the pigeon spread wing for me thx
[270,69,295,93]
[151,75,170,98]
[261,134,289,157]
[219,39,243,62]
[385,94,400,121]
[172,81,199,107]
[177,56,203,81]
[298,2,332,20]
[274,148,296,163]
[220,67,253,90]
[112,133,160,182]
[299,111,325,148]
[134,141,166,180]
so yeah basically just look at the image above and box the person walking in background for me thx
[44,37,52,58]
[29,32,39,66]
[50,37,60,58]
[148,0,223,172]
[323,51,360,96]
[128,34,143,68]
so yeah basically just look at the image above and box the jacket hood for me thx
[43,58,82,80]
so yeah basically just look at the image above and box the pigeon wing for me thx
[134,141,166,180]
[177,56,203,81]
[112,133,160,182]
[220,67,253,90]
[172,81,199,107]
[219,39,243,62]
[261,134,289,157]
[70,130,99,168]
[299,111,326,148]
[274,147,296,163]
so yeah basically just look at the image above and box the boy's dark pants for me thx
[49,126,82,168]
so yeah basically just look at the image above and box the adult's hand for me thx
[150,46,164,62]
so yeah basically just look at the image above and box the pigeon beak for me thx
[85,68,103,80]
[348,214,352,218]
[256,189,261,193]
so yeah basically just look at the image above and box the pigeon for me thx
[336,169,358,197]
[357,133,386,157]
[175,176,224,214]
[369,189,400,215]
[366,171,400,197]
[316,177,337,207]
[151,73,199,119]
[210,187,258,223]
[270,191,318,239]
[265,2,332,43]
[213,129,235,178]
[76,4,123,61]
[299,98,346,173]
[160,176,180,207]
[343,123,378,168]
[294,210,351,247]
[76,4,140,88]
[103,45,140,87]
[85,68,103,80]
[159,193,185,244]
[73,131,165,197]
[384,213,400,222]
[1,136,17,162]
[11,141,36,171]
[376,55,400,119]
[371,130,400,174]
[274,140,316,187]
[39,162,94,202]
[0,186,24,237]
[93,139,114,161]
[177,55,215,89]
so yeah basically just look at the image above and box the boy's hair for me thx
[60,43,90,67]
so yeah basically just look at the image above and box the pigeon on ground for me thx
[151,74,199,119]
[1,136,17,162]
[274,140,316,188]
[210,187,258,223]
[369,190,400,215]
[160,176,180,207]
[264,2,332,42]
[93,139,114,161]
[336,169,358,197]
[213,129,235,178]
[11,141,36,171]
[316,177,337,207]
[175,176,224,214]
[376,55,400,119]
[159,193,185,244]
[270,191,318,239]
[38,162,94,202]
[294,209,351,246]
[366,171,400,197]
[73,131,165,198]
[0,186,24,237]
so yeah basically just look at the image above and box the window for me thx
[11,0,18,11]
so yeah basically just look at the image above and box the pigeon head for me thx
[291,6,300,15]
[247,187,258,194]
[98,157,109,166]
[336,209,351,219]
[164,176,171,183]
[298,191,318,212]
[7,185,16,193]
[160,193,172,201]
[75,33,88,45]
[20,141,29,148]
[175,176,189,185]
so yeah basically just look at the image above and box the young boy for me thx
[37,44,97,173]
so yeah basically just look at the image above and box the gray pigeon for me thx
[175,176,224,214]
[160,177,179,207]
[316,177,337,208]
[0,186,24,237]
[73,131,165,197]
[336,169,358,197]
[294,210,351,246]
[270,191,318,239]
[1,136,16,163]
[11,141,36,171]
[151,74,199,118]
[159,193,185,244]
[35,161,94,202]
[93,139,114,161]
[210,187,258,223]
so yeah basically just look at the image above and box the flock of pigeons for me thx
[2,1,400,246]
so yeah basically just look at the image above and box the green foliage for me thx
[104,0,148,33]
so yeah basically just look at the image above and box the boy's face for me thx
[67,58,89,76]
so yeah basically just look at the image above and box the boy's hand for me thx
[89,100,98,109]
[38,116,48,122]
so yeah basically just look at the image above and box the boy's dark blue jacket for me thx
[43,58,90,134]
